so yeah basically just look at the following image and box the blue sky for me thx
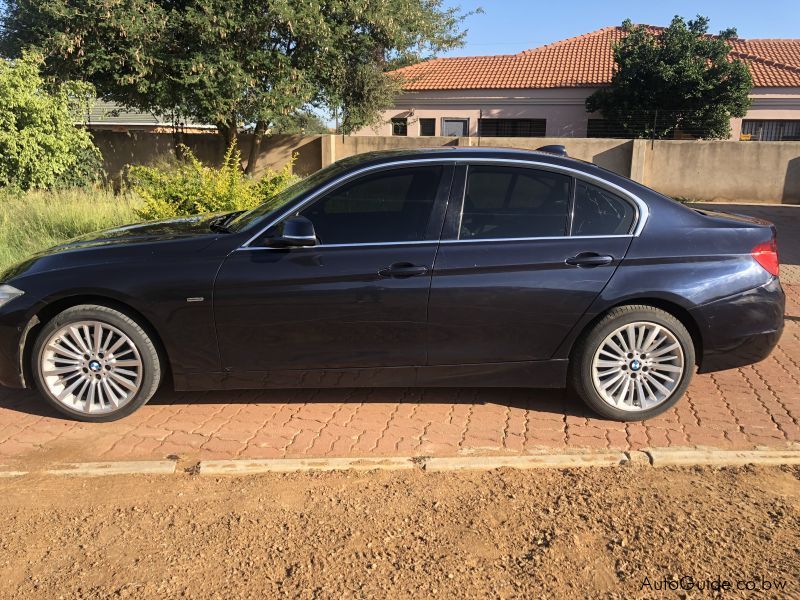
[439,0,800,57]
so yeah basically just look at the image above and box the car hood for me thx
[0,214,228,283]
[48,214,221,252]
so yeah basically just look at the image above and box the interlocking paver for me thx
[0,214,797,466]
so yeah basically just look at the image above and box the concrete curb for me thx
[642,448,800,467]
[0,469,27,478]
[0,448,799,478]
[423,452,627,471]
[44,461,177,477]
[200,457,414,475]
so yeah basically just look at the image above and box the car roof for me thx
[336,147,601,174]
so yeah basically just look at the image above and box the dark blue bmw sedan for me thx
[0,148,784,422]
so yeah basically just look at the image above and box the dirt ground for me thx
[0,465,797,599]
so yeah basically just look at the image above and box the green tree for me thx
[586,16,752,139]
[0,52,102,190]
[270,110,330,135]
[2,0,471,173]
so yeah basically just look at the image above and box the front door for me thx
[214,164,453,372]
[428,163,636,365]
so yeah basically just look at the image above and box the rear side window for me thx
[300,166,443,245]
[460,166,571,239]
[572,180,636,236]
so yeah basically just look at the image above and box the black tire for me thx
[32,304,162,422]
[569,305,695,421]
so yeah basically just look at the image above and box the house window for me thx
[442,118,469,137]
[741,120,800,141]
[391,118,408,136]
[478,119,546,137]
[419,118,436,136]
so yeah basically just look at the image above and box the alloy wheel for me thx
[590,321,685,412]
[40,320,144,414]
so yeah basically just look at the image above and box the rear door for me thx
[427,163,636,365]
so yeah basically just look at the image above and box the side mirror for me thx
[271,216,317,247]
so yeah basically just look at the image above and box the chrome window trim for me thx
[442,234,634,245]
[239,157,649,250]
[237,235,635,252]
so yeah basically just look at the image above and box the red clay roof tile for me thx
[393,26,800,90]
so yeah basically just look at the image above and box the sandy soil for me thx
[0,464,797,599]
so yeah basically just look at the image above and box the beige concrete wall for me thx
[92,131,800,204]
[473,137,633,176]
[641,140,800,203]
[333,135,461,160]
[92,131,323,181]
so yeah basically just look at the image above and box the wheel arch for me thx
[21,295,172,388]
[571,298,703,365]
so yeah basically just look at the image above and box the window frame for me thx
[569,178,637,237]
[478,118,546,138]
[441,161,641,242]
[741,119,800,142]
[238,158,646,250]
[245,162,456,249]
[391,118,408,136]
[419,118,436,137]
[441,118,469,137]
[456,164,574,241]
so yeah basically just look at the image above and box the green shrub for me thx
[129,142,298,221]
[0,188,138,270]
[0,52,104,190]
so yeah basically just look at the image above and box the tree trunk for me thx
[216,121,238,150]
[245,120,267,176]
[172,122,185,160]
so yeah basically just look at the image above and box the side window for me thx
[460,166,571,239]
[300,166,443,245]
[572,180,636,236]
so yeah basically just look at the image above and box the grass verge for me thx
[0,188,139,272]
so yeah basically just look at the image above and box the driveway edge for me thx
[1,448,799,478]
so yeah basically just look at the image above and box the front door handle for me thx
[565,252,615,267]
[378,262,429,278]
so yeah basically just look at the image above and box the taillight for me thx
[751,239,779,277]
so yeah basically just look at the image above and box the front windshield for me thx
[228,159,356,233]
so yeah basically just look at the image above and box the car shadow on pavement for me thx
[0,385,594,421]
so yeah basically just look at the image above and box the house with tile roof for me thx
[356,26,800,141]
[83,100,216,133]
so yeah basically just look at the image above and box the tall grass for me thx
[0,189,140,272]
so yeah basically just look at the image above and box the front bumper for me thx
[691,277,785,374]
[0,294,43,389]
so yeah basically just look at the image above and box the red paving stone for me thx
[0,283,797,466]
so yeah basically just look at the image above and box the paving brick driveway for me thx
[0,204,798,465]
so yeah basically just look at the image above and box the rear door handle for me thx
[565,253,615,267]
[378,262,429,278]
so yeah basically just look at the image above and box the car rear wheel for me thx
[32,305,162,422]
[570,305,695,421]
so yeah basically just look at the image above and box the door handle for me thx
[378,262,429,278]
[565,252,615,267]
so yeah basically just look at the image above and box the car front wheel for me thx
[32,305,162,422]
[570,305,695,421]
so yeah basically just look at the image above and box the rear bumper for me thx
[691,277,784,374]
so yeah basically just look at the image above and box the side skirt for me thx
[173,359,569,391]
